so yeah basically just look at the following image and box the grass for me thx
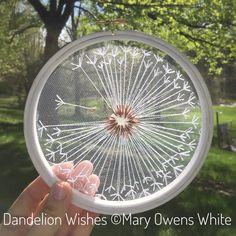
[0,97,23,124]
[212,105,236,143]
[0,96,235,236]
[93,147,236,236]
[213,105,236,125]
[0,96,37,212]
[200,147,236,187]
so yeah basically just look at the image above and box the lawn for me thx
[0,96,37,213]
[0,96,235,236]
[213,105,236,125]
[212,105,236,144]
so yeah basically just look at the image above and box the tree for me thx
[97,0,236,75]
[7,0,235,76]
[27,0,104,59]
[92,0,235,103]
[0,0,43,101]
[27,0,102,119]
[27,0,77,60]
[18,0,236,104]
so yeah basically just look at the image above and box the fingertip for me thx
[83,174,100,196]
[53,162,74,181]
[77,160,93,171]
[68,161,94,189]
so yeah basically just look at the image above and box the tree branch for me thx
[60,0,74,27]
[50,0,57,13]
[10,23,41,43]
[173,17,209,29]
[74,6,98,21]
[57,0,67,15]
[28,0,48,23]
[57,0,80,16]
[179,31,220,47]
[98,1,197,8]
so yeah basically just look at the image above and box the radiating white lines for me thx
[38,43,201,202]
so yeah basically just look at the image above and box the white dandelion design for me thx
[37,43,202,201]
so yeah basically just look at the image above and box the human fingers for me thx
[0,177,49,235]
[70,174,100,236]
[8,176,49,218]
[68,160,93,190]
[52,162,74,181]
[27,181,71,236]
[55,161,94,236]
[82,174,100,196]
[33,162,74,217]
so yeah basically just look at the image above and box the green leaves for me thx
[0,0,43,97]
[98,0,236,75]
[1,0,235,98]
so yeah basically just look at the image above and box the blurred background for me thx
[0,0,235,235]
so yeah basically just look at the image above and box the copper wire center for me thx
[106,105,139,138]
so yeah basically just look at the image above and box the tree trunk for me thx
[37,26,61,125]
[27,0,76,124]
[74,75,81,117]
[44,26,60,61]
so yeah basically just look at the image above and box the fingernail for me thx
[52,182,67,200]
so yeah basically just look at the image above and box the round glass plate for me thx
[24,31,213,214]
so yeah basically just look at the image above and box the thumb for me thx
[27,181,71,236]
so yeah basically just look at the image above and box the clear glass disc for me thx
[25,31,213,214]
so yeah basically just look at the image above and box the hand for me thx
[0,160,100,236]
